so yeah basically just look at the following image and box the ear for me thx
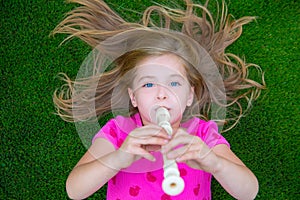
[186,86,194,106]
[128,88,137,107]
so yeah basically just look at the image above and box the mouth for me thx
[154,105,170,111]
[150,106,172,124]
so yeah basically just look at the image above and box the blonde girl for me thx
[52,0,265,199]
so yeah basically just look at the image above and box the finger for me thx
[165,140,202,158]
[166,146,190,159]
[131,125,170,139]
[151,127,171,139]
[167,139,210,159]
[144,144,162,152]
[135,147,156,161]
[175,150,201,162]
[176,147,213,162]
[123,135,168,152]
[120,144,156,162]
[162,134,198,153]
[138,137,169,146]
[172,128,190,138]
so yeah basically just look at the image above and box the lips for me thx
[149,105,172,124]
[155,105,170,111]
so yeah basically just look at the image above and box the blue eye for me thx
[170,81,181,87]
[143,83,154,88]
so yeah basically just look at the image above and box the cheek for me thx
[134,93,156,124]
[134,91,154,106]
[170,88,189,103]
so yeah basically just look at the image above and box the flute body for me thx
[156,107,185,196]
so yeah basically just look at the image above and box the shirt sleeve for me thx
[92,119,119,149]
[199,120,230,149]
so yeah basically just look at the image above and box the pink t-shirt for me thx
[93,113,230,200]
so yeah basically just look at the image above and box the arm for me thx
[66,125,170,199]
[66,138,120,199]
[163,129,258,200]
[211,144,259,200]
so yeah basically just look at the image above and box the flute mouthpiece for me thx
[156,107,170,121]
[156,107,172,135]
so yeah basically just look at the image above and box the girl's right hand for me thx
[117,124,170,169]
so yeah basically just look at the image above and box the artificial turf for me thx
[1,0,299,199]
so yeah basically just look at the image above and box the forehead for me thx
[135,54,187,77]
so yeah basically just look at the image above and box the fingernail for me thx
[176,157,182,162]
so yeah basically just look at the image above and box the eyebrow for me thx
[136,75,156,84]
[136,74,187,84]
[169,74,186,80]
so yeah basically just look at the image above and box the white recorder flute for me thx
[156,107,185,196]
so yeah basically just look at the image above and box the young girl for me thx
[52,0,266,199]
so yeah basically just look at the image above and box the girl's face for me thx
[128,54,194,127]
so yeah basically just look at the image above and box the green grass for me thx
[1,0,299,199]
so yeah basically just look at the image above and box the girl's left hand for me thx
[161,128,220,173]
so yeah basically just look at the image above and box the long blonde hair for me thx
[52,0,266,131]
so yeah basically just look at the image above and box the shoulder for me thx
[181,117,230,148]
[92,113,142,147]
[181,117,218,134]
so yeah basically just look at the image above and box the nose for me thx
[156,85,167,100]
